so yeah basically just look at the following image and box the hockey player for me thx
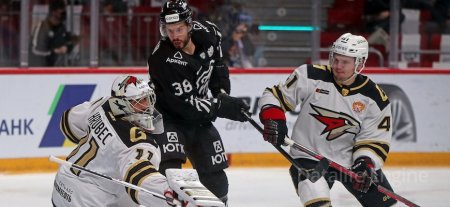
[258,33,398,206]
[51,75,176,207]
[147,0,249,204]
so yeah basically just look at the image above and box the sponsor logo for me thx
[163,143,185,154]
[174,51,183,59]
[211,152,227,165]
[213,140,223,153]
[54,180,73,203]
[40,84,96,147]
[166,57,188,66]
[200,52,205,59]
[315,88,329,95]
[167,132,179,142]
[165,14,179,23]
[0,119,33,136]
[309,104,360,141]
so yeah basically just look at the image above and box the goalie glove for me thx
[351,156,378,193]
[259,105,287,147]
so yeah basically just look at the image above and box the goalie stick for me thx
[242,113,421,207]
[242,111,329,183]
[48,156,180,206]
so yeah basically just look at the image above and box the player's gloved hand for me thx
[351,156,378,193]
[259,106,287,147]
[214,93,250,122]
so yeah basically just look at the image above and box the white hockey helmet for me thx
[109,75,163,133]
[329,33,369,74]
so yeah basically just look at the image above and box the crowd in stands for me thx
[1,0,449,68]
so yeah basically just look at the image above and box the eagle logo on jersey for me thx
[309,104,361,141]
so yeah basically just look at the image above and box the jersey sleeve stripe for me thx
[268,86,294,111]
[60,109,79,144]
[65,135,88,161]
[124,160,159,204]
[304,198,331,207]
[353,142,390,162]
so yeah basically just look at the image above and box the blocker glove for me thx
[351,156,378,193]
[213,93,250,122]
[259,105,287,147]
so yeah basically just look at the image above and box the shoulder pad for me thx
[305,64,333,82]
[359,78,390,111]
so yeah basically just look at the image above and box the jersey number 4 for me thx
[378,116,391,131]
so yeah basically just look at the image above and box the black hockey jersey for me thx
[148,20,229,124]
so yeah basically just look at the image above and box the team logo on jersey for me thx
[352,101,366,113]
[200,52,206,59]
[309,104,360,141]
[167,132,179,142]
[207,46,214,57]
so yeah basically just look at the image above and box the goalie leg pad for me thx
[166,169,226,207]
[198,170,228,203]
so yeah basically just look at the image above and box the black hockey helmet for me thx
[159,0,193,36]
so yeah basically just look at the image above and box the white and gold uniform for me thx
[259,64,397,207]
[52,97,168,207]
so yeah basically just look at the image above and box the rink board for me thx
[0,67,450,172]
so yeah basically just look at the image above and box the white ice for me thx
[0,167,449,207]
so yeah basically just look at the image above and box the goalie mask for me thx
[329,33,369,74]
[109,75,163,134]
[159,0,192,37]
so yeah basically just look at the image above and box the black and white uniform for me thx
[147,20,230,173]
[258,64,397,207]
[51,97,169,207]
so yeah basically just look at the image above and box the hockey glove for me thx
[351,156,378,193]
[259,106,287,147]
[214,93,250,122]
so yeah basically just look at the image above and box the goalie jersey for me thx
[148,20,230,124]
[52,97,168,207]
[258,64,392,170]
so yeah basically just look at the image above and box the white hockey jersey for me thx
[52,97,169,207]
[258,64,392,170]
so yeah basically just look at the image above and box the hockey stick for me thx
[284,139,421,207]
[242,111,329,183]
[48,156,181,206]
[241,113,420,207]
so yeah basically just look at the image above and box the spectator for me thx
[433,0,450,33]
[99,0,128,66]
[0,0,19,66]
[29,0,80,66]
[363,0,404,48]
[222,22,255,68]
